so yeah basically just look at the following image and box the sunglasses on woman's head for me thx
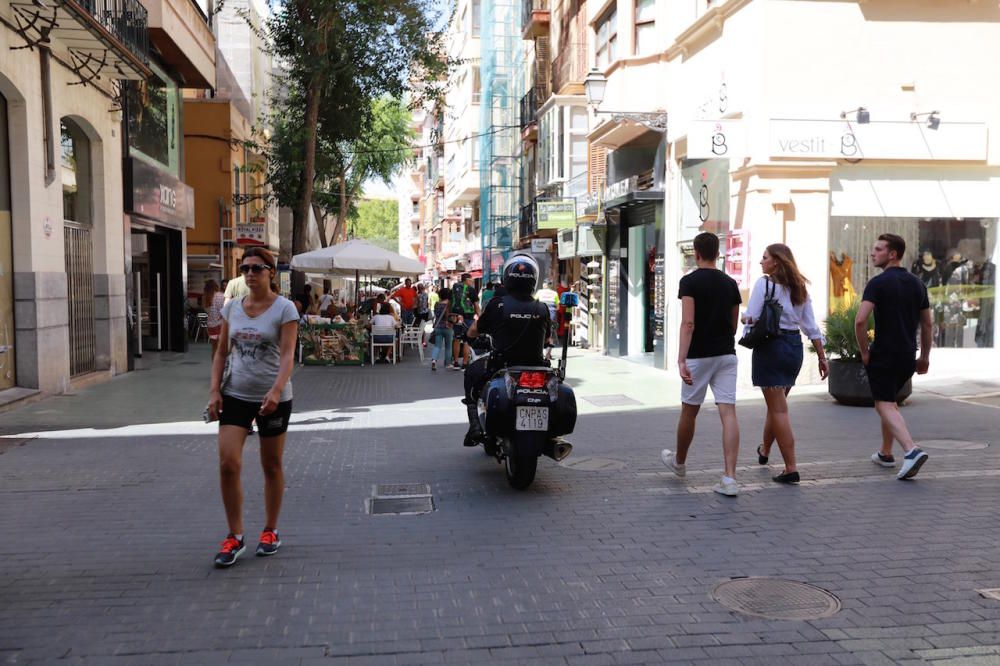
[239,263,271,274]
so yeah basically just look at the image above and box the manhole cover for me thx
[711,578,841,620]
[559,457,627,471]
[374,483,430,497]
[369,497,435,515]
[917,439,989,451]
[582,394,642,407]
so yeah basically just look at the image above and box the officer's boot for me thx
[463,401,483,447]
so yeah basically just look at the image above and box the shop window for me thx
[634,0,656,56]
[126,62,179,175]
[829,217,997,348]
[61,120,92,225]
[595,7,618,68]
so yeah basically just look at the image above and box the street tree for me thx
[266,0,447,290]
[350,198,399,250]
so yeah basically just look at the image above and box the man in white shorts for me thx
[661,232,743,496]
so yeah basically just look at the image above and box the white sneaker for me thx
[660,449,686,477]
[897,448,929,480]
[713,479,740,497]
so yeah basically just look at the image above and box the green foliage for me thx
[350,199,399,246]
[822,300,872,360]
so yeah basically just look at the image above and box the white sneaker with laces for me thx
[897,448,929,480]
[660,449,686,477]
[713,479,740,497]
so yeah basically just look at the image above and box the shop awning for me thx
[290,239,425,277]
[831,167,1000,219]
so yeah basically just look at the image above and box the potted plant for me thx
[822,301,911,406]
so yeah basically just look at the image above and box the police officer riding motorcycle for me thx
[462,254,578,489]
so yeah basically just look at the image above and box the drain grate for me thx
[368,497,435,515]
[374,483,431,497]
[917,439,989,451]
[582,394,642,407]
[711,578,841,620]
[559,457,627,471]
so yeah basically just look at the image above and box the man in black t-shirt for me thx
[661,233,743,497]
[856,233,933,480]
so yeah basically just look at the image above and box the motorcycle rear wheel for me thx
[504,452,537,489]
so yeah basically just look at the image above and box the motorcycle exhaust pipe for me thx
[545,439,573,462]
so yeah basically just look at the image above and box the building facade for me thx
[1,0,149,395]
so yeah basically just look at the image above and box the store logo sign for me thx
[769,119,987,161]
[159,185,177,210]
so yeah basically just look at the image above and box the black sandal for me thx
[757,445,769,465]
[772,471,800,484]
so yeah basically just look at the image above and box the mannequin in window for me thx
[976,259,995,348]
[910,250,941,288]
[942,249,971,347]
[828,251,856,313]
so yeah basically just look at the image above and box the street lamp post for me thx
[584,68,668,132]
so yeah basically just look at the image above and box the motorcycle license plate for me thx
[516,406,549,431]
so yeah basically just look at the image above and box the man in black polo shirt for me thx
[661,232,743,497]
[855,233,933,480]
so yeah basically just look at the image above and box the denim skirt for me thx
[751,331,804,388]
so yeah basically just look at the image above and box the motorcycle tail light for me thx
[517,371,548,388]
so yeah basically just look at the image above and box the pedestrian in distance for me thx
[203,279,225,359]
[206,247,299,568]
[394,278,418,327]
[745,243,828,484]
[430,287,454,371]
[661,232,743,496]
[451,273,480,369]
[318,285,335,317]
[856,233,932,480]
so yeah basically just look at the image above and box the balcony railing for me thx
[552,41,587,94]
[519,201,537,239]
[77,0,150,64]
[521,0,550,39]
[519,87,539,130]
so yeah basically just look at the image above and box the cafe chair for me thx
[370,325,397,366]
[399,325,424,362]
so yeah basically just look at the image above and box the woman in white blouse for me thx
[743,243,829,484]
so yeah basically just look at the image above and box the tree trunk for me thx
[291,76,322,295]
[312,203,328,248]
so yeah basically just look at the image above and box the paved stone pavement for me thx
[2,343,1000,665]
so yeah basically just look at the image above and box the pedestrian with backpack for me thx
[744,243,828,484]
[450,273,480,369]
[429,287,454,371]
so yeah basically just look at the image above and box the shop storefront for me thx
[126,159,194,354]
[603,169,665,365]
[828,166,999,353]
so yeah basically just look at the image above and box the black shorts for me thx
[865,362,915,403]
[220,394,293,436]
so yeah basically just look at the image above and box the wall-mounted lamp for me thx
[583,67,668,132]
[840,107,870,124]
[910,111,940,130]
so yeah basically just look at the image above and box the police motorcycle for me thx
[467,258,578,489]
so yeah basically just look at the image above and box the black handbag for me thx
[738,278,783,349]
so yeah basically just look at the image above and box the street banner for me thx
[537,199,576,229]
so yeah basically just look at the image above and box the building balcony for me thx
[8,0,152,81]
[141,0,215,87]
[552,41,587,95]
[521,0,549,40]
[519,86,540,138]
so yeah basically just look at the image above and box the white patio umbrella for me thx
[291,239,424,308]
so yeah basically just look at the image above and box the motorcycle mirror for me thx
[559,292,579,308]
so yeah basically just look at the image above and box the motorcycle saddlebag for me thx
[549,384,577,436]
[482,376,513,436]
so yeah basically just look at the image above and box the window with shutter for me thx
[588,144,607,193]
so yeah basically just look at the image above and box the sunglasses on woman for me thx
[239,263,272,274]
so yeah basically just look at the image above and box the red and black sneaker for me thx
[256,529,281,557]
[213,535,245,568]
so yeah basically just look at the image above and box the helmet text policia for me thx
[501,254,540,296]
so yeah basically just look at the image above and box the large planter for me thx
[828,358,912,407]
